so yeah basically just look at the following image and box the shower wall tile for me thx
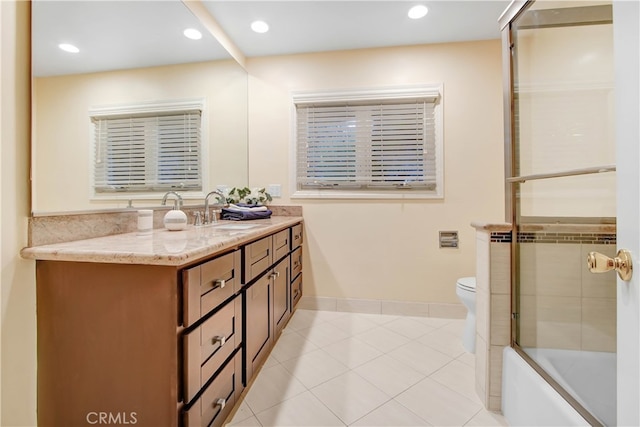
[489,345,505,398]
[475,333,488,404]
[476,286,489,343]
[472,224,513,412]
[474,225,617,414]
[519,243,582,297]
[518,295,538,348]
[581,297,616,352]
[490,244,511,295]
[488,396,502,413]
[490,294,510,346]
[536,296,582,350]
[518,295,582,350]
[475,231,491,342]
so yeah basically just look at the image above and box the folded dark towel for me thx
[221,207,272,221]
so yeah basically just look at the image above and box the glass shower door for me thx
[508,2,616,425]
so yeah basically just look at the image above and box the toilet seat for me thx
[456,276,476,292]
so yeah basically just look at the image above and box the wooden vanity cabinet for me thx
[36,261,182,427]
[243,223,302,385]
[34,221,303,427]
[291,224,303,309]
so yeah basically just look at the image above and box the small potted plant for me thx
[221,187,272,206]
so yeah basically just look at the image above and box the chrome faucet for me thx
[161,191,183,209]
[204,190,225,225]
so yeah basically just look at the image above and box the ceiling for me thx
[203,1,511,57]
[32,0,511,77]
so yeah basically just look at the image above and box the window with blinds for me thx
[294,86,442,198]
[91,102,203,194]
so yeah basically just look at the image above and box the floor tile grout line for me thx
[228,310,506,427]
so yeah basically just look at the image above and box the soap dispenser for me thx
[163,201,188,231]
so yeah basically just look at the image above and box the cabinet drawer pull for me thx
[270,271,280,279]
[215,279,226,289]
[212,335,227,346]
[214,398,226,409]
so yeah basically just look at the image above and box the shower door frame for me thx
[500,1,617,426]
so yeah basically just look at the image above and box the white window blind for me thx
[92,109,202,193]
[294,87,442,197]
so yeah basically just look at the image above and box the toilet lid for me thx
[457,277,476,292]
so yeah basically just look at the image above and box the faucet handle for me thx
[193,211,203,226]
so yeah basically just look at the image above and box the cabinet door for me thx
[273,256,291,336]
[245,274,271,381]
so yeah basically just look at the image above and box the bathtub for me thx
[502,347,616,426]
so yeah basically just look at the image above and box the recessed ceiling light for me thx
[251,20,269,34]
[183,28,202,40]
[408,5,429,19]
[58,43,79,53]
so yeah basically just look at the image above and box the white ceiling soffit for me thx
[202,1,511,57]
[32,0,230,77]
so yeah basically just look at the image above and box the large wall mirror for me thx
[31,0,248,214]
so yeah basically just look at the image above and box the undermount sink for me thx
[211,223,261,231]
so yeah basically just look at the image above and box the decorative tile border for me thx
[490,231,512,243]
[516,232,616,245]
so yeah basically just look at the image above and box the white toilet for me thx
[456,276,477,353]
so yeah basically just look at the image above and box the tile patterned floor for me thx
[226,309,508,426]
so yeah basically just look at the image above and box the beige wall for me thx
[1,1,37,425]
[33,59,248,213]
[247,41,505,304]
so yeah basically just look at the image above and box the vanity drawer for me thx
[273,229,290,262]
[183,250,241,327]
[183,295,242,403]
[183,350,242,427]
[291,246,302,280]
[291,274,302,309]
[291,223,303,249]
[244,236,272,283]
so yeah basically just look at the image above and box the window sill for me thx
[90,191,206,203]
[291,189,443,200]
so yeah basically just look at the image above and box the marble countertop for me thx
[21,216,303,267]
